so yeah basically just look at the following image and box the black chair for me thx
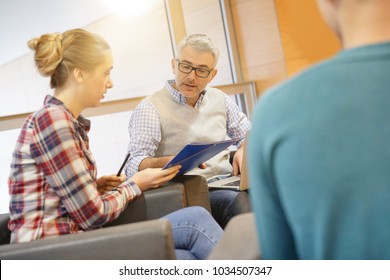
[0,174,211,260]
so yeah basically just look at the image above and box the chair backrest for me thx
[0,213,11,245]
[0,219,176,260]
[208,212,261,260]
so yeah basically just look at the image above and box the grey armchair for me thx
[0,212,261,260]
[208,212,261,260]
[0,214,175,260]
[105,174,211,227]
[0,174,211,260]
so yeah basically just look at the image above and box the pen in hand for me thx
[117,153,130,176]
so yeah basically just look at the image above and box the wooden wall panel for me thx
[275,0,341,76]
[230,0,287,97]
[230,0,342,96]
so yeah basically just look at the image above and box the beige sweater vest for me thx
[148,87,232,179]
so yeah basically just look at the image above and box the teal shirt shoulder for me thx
[249,42,390,259]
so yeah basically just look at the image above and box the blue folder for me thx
[163,138,239,176]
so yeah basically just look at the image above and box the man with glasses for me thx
[125,34,251,228]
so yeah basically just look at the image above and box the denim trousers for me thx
[161,206,223,260]
[209,189,251,229]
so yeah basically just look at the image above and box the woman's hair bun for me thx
[28,33,64,77]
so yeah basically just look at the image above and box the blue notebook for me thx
[163,138,239,176]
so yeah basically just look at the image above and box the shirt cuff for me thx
[126,155,149,177]
[123,179,142,201]
[236,138,245,148]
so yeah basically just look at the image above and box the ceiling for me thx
[0,0,112,66]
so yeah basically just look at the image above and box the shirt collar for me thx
[165,80,207,109]
[44,95,91,132]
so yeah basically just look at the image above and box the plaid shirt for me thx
[8,95,141,243]
[126,80,252,176]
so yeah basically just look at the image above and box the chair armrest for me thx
[171,174,211,212]
[106,174,211,228]
[0,213,11,245]
[104,184,186,227]
[208,212,261,260]
[0,219,176,260]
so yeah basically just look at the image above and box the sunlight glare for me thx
[100,0,156,17]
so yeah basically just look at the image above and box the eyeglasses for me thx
[176,59,212,78]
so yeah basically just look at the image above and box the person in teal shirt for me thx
[248,0,390,259]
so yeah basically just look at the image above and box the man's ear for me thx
[208,68,218,82]
[73,68,84,83]
[171,58,176,74]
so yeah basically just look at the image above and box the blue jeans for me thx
[162,206,223,260]
[209,189,251,228]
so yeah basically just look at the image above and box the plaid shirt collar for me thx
[44,95,91,134]
[165,80,206,109]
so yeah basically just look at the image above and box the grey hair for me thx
[176,34,220,67]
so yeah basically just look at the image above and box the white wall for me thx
[0,0,173,214]
[0,0,234,214]
[0,0,111,66]
[0,129,20,213]
[88,111,133,178]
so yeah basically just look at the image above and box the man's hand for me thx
[97,174,126,194]
[232,146,245,176]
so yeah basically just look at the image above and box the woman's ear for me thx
[73,67,84,83]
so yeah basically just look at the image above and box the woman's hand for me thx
[96,174,126,194]
[131,165,181,191]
